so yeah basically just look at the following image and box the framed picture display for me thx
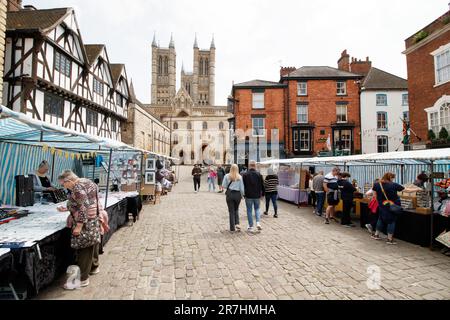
[145,172,155,185]
[146,159,156,171]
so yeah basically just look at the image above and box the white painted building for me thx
[360,68,409,154]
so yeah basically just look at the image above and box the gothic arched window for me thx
[173,122,178,130]
[199,58,203,75]
[187,121,192,130]
[203,122,208,130]
[219,122,224,130]
[164,56,169,75]
[158,56,163,75]
[205,59,209,76]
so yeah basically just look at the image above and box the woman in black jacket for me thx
[338,172,356,227]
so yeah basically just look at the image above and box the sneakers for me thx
[80,279,90,287]
[365,224,374,234]
[274,214,278,219]
[263,212,269,216]
[371,235,382,241]
[256,223,262,231]
[247,227,254,233]
[235,225,241,231]
[90,267,100,275]
[386,239,397,245]
[324,219,330,225]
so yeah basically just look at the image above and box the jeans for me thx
[316,192,325,215]
[208,178,216,192]
[226,191,242,231]
[265,193,278,215]
[193,177,201,191]
[245,198,261,228]
[376,217,396,236]
[341,200,353,225]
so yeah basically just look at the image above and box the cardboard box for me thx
[415,207,432,215]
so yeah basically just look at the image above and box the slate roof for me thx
[283,66,362,79]
[6,8,70,32]
[362,67,408,90]
[233,80,286,88]
[84,45,104,65]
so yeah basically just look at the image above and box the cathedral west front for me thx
[146,34,232,165]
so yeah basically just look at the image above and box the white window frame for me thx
[377,112,388,131]
[377,136,389,153]
[425,95,450,134]
[431,42,450,87]
[252,117,266,137]
[402,93,409,106]
[376,94,388,106]
[293,130,299,152]
[252,92,265,109]
[297,82,307,96]
[297,104,308,123]
[299,130,311,151]
[336,81,347,96]
[336,105,348,123]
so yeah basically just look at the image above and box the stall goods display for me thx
[0,208,29,224]
[416,190,431,208]
[435,178,450,190]
[401,198,415,210]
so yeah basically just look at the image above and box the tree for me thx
[428,129,436,141]
[439,127,449,140]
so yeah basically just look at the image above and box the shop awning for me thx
[0,105,176,160]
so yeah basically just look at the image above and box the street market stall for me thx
[0,106,176,298]
[260,149,450,248]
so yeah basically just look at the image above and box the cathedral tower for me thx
[191,35,215,106]
[151,34,176,105]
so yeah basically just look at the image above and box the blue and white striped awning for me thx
[0,105,176,160]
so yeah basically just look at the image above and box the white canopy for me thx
[260,148,450,166]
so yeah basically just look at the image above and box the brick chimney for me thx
[337,50,350,72]
[350,56,372,76]
[7,0,23,12]
[280,67,296,78]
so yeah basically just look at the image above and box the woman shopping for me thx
[222,164,245,233]
[57,171,101,289]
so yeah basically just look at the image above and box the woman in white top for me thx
[222,164,245,233]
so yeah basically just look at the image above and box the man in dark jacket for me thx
[192,165,202,193]
[243,160,265,232]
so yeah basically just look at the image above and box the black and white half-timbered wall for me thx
[3,7,130,141]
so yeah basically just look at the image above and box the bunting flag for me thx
[65,152,69,159]
[51,147,56,155]
[57,149,63,157]
[42,144,49,152]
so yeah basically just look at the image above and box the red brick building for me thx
[230,67,363,160]
[230,80,287,160]
[281,66,363,156]
[404,9,450,145]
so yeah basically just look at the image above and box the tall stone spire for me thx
[169,33,175,48]
[210,34,215,49]
[152,32,157,47]
[194,33,198,49]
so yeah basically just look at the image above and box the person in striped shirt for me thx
[263,168,279,218]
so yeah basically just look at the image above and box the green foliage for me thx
[428,129,436,141]
[443,16,450,25]
[414,30,429,43]
[439,127,449,140]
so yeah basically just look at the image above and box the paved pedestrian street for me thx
[38,177,450,300]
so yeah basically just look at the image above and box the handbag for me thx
[379,182,403,215]
[70,187,101,250]
[368,197,379,214]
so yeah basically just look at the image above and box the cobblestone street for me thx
[38,176,450,300]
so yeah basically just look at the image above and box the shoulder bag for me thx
[225,178,234,197]
[379,182,403,215]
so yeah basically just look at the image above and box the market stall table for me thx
[0,191,140,296]
[277,186,308,205]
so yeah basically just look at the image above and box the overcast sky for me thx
[27,0,449,106]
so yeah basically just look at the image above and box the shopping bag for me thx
[64,265,81,290]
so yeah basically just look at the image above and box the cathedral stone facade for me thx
[147,35,231,165]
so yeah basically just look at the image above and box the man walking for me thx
[243,160,265,232]
[192,164,202,193]
[323,167,340,224]
[313,171,325,217]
